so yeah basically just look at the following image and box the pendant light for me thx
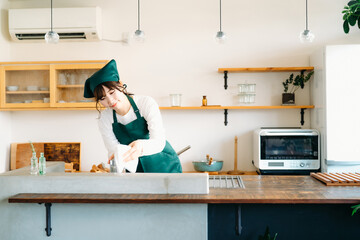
[44,0,59,44]
[215,0,226,43]
[133,0,145,42]
[299,0,314,43]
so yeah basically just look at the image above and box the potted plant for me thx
[258,226,278,240]
[342,0,360,34]
[351,204,360,216]
[282,70,314,105]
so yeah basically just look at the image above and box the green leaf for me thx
[351,204,360,216]
[273,233,278,240]
[28,141,36,153]
[348,1,358,7]
[349,15,357,25]
[344,20,350,33]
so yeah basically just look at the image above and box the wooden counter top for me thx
[9,176,360,204]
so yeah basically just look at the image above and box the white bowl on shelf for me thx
[40,87,49,91]
[6,86,19,91]
[26,86,39,91]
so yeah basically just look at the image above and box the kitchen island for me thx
[0,162,209,240]
[3,165,360,240]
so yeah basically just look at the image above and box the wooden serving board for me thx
[11,142,81,171]
[311,172,360,186]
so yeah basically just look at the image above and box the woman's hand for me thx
[108,154,114,164]
[123,140,143,162]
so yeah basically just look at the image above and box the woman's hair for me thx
[93,81,132,113]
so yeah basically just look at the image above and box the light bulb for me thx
[45,31,59,44]
[133,29,145,42]
[299,29,314,43]
[215,31,227,44]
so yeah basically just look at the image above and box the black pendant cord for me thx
[305,0,308,30]
[50,0,53,32]
[219,0,222,32]
[138,0,141,30]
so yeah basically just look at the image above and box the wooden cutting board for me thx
[11,142,81,171]
[311,172,360,186]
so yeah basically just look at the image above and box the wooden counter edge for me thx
[8,193,360,204]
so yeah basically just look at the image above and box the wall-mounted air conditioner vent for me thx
[8,7,102,42]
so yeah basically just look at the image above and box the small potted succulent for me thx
[342,0,360,33]
[282,70,314,105]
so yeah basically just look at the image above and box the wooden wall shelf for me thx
[218,67,314,73]
[160,105,314,110]
[57,85,84,88]
[160,105,314,126]
[6,91,50,94]
[1,105,314,126]
[218,66,314,90]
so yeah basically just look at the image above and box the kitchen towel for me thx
[114,145,138,173]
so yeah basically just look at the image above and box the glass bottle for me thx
[30,152,38,175]
[110,159,117,173]
[202,96,207,106]
[39,152,46,175]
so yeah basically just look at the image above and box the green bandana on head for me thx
[83,59,120,98]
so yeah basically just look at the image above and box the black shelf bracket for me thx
[300,108,305,126]
[38,203,53,237]
[224,109,228,126]
[223,71,228,90]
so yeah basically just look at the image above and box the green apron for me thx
[112,96,182,173]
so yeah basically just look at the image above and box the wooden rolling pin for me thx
[227,136,245,175]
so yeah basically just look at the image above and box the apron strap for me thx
[112,95,141,123]
[127,95,142,119]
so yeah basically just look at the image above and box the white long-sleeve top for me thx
[98,95,166,160]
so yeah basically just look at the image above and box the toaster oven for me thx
[253,128,320,175]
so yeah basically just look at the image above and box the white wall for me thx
[1,0,358,171]
[0,0,11,173]
[0,112,11,173]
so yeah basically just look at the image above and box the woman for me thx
[83,59,182,173]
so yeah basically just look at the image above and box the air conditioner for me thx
[8,7,102,42]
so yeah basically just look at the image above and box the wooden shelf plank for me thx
[57,85,84,88]
[160,105,314,110]
[1,105,315,111]
[218,67,314,73]
[6,91,50,94]
[0,60,108,65]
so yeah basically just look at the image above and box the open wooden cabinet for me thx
[0,60,108,110]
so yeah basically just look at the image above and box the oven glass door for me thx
[260,136,318,160]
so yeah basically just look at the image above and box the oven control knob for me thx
[300,162,305,167]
